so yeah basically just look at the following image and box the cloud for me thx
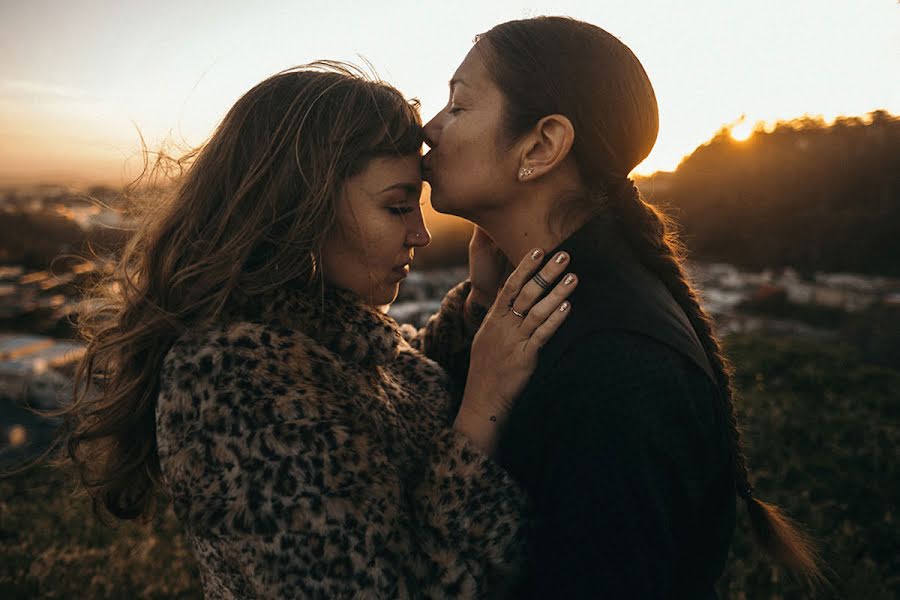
[0,79,100,103]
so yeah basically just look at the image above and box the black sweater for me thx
[496,217,736,599]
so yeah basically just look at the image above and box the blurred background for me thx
[1,1,898,598]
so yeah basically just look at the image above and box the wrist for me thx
[468,286,496,310]
[463,292,490,334]
[453,385,510,456]
[453,406,500,456]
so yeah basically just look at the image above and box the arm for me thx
[157,333,528,598]
[399,279,478,386]
[413,427,531,596]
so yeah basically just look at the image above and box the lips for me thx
[390,264,410,282]
[421,154,434,182]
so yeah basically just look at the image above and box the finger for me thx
[528,300,573,349]
[511,251,571,316]
[469,225,494,250]
[495,248,545,312]
[521,272,578,334]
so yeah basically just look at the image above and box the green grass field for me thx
[2,332,897,599]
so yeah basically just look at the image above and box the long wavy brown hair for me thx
[478,16,824,586]
[57,62,423,521]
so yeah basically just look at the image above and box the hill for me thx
[641,110,900,276]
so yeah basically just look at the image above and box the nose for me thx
[407,213,432,248]
[423,110,443,151]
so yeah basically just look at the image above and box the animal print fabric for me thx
[156,281,528,598]
[399,280,474,393]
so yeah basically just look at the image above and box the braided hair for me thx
[607,177,820,578]
[479,16,823,585]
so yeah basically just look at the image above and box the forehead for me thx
[452,44,494,90]
[347,155,422,194]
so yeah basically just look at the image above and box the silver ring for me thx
[511,308,527,318]
[532,273,551,290]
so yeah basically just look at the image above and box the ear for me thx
[516,114,575,181]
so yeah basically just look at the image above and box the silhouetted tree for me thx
[648,110,900,275]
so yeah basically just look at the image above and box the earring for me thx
[518,166,534,180]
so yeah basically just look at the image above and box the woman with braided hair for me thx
[423,16,823,598]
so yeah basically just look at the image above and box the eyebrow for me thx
[379,182,421,195]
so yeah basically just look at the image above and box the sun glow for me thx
[729,120,755,142]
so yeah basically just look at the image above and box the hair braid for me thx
[607,179,823,585]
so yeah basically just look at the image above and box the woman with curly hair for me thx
[63,62,576,598]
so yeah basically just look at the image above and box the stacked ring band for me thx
[532,273,551,290]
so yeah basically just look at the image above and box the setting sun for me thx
[729,120,755,142]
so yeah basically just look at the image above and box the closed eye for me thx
[389,207,415,215]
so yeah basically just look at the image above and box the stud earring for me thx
[518,166,534,180]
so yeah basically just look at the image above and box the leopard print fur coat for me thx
[156,281,529,599]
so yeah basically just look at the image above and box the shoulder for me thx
[155,319,364,491]
[553,329,704,390]
[162,319,327,389]
[163,318,304,363]
[544,329,721,434]
[157,319,340,436]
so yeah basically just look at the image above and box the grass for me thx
[715,334,900,599]
[2,332,898,598]
[0,467,200,599]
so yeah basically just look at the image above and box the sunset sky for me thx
[0,0,897,185]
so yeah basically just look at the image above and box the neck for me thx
[471,188,591,264]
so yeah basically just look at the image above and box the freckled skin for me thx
[322,155,431,305]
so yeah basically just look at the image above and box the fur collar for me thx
[228,285,402,367]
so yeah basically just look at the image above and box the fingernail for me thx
[554,252,568,264]
[559,301,570,312]
[563,274,575,285]
[531,249,542,260]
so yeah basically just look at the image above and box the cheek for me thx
[338,215,401,278]
[358,218,393,257]
[448,121,483,160]
[321,227,354,280]
[448,121,505,178]
[323,209,372,277]
[444,134,507,199]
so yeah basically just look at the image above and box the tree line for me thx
[2,111,898,276]
[644,110,900,276]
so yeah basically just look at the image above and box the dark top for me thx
[496,216,736,599]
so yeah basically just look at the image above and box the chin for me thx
[367,285,400,307]
[429,189,463,217]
